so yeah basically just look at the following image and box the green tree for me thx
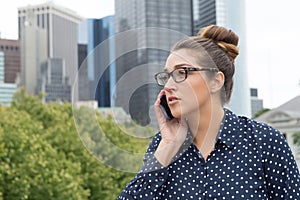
[293,131,300,149]
[253,108,270,119]
[0,89,153,199]
[0,106,89,199]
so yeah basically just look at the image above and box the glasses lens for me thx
[173,68,187,83]
[156,72,169,86]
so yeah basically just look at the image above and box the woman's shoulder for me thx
[234,110,286,143]
[226,109,284,140]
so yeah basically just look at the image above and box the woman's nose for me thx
[164,77,177,91]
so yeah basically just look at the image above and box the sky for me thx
[245,0,300,108]
[0,0,115,38]
[0,0,299,109]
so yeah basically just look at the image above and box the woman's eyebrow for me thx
[164,63,192,72]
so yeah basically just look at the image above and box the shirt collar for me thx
[216,108,240,149]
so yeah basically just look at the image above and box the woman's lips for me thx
[168,96,180,105]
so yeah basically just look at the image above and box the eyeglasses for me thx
[154,67,219,86]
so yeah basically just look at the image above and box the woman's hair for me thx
[171,25,239,104]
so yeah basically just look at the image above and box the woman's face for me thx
[163,49,214,118]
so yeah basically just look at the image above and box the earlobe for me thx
[211,72,225,93]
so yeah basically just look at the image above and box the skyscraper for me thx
[0,39,20,84]
[114,0,193,126]
[77,16,116,107]
[194,0,251,117]
[193,0,216,35]
[18,3,83,102]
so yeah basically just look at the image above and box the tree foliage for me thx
[0,89,153,199]
[293,131,300,149]
[253,108,270,119]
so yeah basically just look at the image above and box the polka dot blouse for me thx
[117,109,300,199]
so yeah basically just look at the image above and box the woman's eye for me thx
[177,70,185,75]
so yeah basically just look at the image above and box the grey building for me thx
[18,3,82,102]
[114,0,193,126]
[250,88,264,117]
[193,0,251,117]
[193,0,217,35]
[77,43,89,101]
[36,58,71,103]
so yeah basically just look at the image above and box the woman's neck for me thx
[187,104,224,160]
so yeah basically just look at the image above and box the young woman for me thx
[117,25,300,199]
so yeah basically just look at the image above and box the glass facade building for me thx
[115,0,193,126]
[78,16,116,107]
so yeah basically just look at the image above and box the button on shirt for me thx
[117,109,300,199]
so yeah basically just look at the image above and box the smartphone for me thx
[159,95,174,120]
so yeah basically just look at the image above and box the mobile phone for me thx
[159,95,174,120]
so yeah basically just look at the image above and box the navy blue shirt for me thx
[117,109,300,199]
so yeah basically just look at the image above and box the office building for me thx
[78,16,116,107]
[193,0,216,34]
[0,52,17,106]
[0,39,20,83]
[36,58,71,103]
[250,88,264,118]
[193,0,251,117]
[18,3,83,101]
[114,0,193,126]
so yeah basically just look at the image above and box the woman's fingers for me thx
[154,90,166,123]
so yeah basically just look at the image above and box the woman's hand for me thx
[154,90,188,167]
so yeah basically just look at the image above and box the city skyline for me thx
[0,0,300,109]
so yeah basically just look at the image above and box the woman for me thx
[117,25,300,199]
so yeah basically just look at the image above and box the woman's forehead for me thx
[165,49,203,69]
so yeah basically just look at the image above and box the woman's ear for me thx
[210,71,225,93]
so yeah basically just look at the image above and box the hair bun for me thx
[198,25,239,62]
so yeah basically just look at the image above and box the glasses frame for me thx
[154,67,219,86]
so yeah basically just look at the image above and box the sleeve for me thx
[261,127,300,199]
[117,133,169,200]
